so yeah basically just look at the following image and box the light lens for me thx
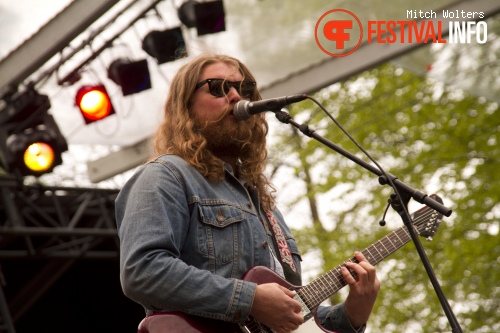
[79,90,111,121]
[23,142,55,173]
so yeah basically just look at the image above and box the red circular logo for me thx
[315,9,363,57]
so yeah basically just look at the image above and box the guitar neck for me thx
[298,213,430,309]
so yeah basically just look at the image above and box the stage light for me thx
[178,1,226,36]
[24,142,55,173]
[107,58,151,96]
[7,124,63,176]
[177,1,197,28]
[142,27,187,64]
[0,90,68,177]
[75,85,115,124]
[194,0,226,35]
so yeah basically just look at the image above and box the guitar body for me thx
[138,311,238,333]
[138,311,325,333]
[138,266,326,333]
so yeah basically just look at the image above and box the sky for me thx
[0,0,73,60]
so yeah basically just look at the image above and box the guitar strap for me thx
[264,211,302,286]
[242,181,302,285]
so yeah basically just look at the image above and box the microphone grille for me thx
[233,100,250,120]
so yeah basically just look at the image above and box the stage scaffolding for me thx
[0,175,119,333]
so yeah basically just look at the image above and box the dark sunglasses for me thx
[195,78,256,98]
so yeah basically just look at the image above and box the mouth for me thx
[224,104,240,122]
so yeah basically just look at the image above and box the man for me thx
[115,54,379,333]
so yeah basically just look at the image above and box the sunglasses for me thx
[195,78,256,98]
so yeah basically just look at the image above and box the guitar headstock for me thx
[411,194,444,241]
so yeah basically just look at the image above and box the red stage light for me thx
[75,85,115,124]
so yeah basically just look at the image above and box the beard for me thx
[194,115,253,158]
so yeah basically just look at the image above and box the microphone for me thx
[233,94,307,120]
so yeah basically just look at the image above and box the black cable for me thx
[306,95,414,226]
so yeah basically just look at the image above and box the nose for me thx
[227,86,243,104]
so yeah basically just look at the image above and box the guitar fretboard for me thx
[298,209,438,310]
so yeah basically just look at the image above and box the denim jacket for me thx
[115,154,363,332]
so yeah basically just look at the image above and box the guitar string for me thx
[298,210,437,308]
[301,210,437,307]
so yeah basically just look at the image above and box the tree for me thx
[268,62,499,332]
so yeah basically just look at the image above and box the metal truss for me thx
[0,175,120,332]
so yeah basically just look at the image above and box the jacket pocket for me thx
[197,203,246,265]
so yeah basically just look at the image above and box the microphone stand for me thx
[273,109,463,333]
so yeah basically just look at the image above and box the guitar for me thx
[138,195,444,333]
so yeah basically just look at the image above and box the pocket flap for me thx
[199,204,246,228]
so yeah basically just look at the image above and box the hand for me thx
[342,251,380,328]
[250,283,304,333]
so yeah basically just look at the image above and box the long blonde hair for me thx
[152,54,276,211]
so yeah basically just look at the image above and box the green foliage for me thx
[268,63,499,332]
